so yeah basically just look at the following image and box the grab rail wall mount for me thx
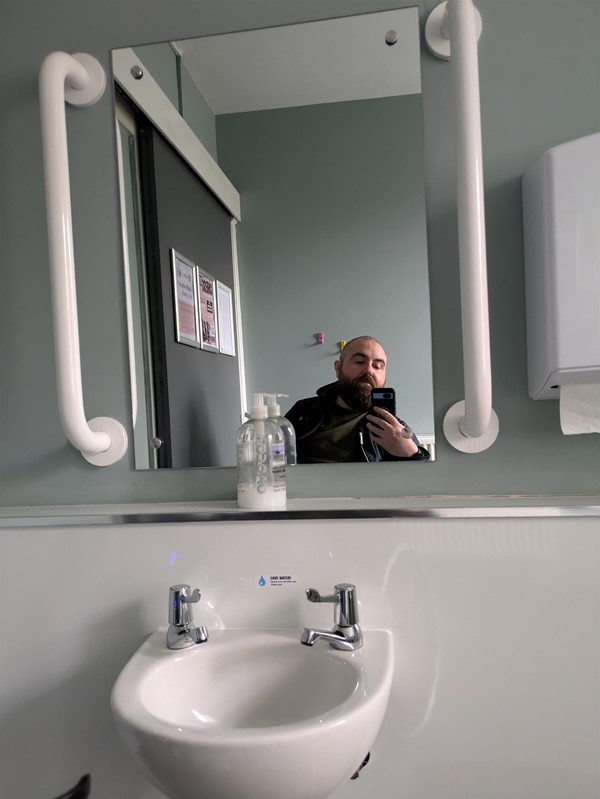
[39,52,128,466]
[425,0,499,453]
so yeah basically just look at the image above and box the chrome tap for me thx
[300,583,362,651]
[166,584,209,650]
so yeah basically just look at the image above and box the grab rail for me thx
[425,0,499,452]
[39,51,128,465]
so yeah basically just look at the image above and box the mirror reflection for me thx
[112,7,435,470]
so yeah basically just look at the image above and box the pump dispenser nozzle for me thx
[250,393,268,419]
[264,393,289,417]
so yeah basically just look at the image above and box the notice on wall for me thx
[198,268,219,353]
[171,250,199,347]
[216,281,235,357]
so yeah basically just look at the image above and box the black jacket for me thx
[285,383,430,463]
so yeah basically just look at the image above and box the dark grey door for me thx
[138,125,241,468]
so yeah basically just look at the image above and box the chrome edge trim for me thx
[1,504,599,527]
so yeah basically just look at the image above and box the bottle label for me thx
[255,439,269,494]
[272,443,285,458]
[271,443,286,492]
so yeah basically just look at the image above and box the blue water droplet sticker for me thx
[258,576,267,587]
[169,551,177,565]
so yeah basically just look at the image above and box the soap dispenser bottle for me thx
[265,393,297,466]
[236,394,287,509]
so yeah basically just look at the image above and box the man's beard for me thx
[337,375,375,412]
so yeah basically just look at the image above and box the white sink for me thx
[111,628,393,799]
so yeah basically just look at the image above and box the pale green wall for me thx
[217,96,434,436]
[0,0,598,507]
[179,65,218,161]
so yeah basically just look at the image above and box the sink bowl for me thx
[111,628,393,799]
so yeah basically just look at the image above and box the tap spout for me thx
[301,624,362,651]
[166,623,208,650]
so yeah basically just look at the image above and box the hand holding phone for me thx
[371,388,413,439]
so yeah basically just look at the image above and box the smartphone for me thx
[371,388,396,417]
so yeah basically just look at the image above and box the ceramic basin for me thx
[111,628,393,799]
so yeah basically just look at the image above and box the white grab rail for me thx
[425,0,499,453]
[39,51,128,466]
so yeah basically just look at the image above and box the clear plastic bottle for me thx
[264,393,297,466]
[236,394,287,509]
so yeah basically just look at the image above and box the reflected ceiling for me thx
[173,9,420,114]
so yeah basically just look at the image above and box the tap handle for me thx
[305,583,358,627]
[169,584,201,626]
[306,588,336,603]
[183,588,201,603]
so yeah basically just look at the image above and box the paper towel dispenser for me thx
[522,132,600,400]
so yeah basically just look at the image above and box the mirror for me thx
[112,7,435,470]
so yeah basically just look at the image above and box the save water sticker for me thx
[256,574,297,587]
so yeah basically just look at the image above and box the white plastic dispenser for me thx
[236,394,286,509]
[522,133,600,400]
[265,394,297,465]
[522,133,600,435]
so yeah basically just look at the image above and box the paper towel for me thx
[559,383,600,434]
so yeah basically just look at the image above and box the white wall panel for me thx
[0,515,597,798]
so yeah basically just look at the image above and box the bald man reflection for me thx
[285,336,429,463]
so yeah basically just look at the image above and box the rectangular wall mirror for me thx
[112,7,435,471]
